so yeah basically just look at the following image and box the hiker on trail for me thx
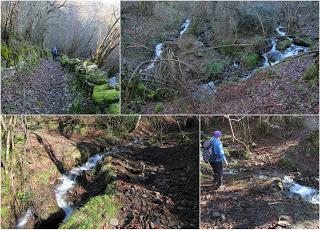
[209,130,228,188]
[51,47,58,61]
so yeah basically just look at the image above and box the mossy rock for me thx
[92,85,119,106]
[85,64,98,73]
[61,55,70,66]
[83,60,95,67]
[1,45,15,67]
[1,45,10,61]
[86,72,108,85]
[276,39,292,51]
[293,37,312,47]
[146,91,156,100]
[105,103,120,114]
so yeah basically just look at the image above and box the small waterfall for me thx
[283,176,319,204]
[179,19,191,37]
[276,26,286,37]
[141,18,190,73]
[262,27,308,67]
[16,153,108,228]
[55,153,105,220]
[16,207,33,229]
[143,43,164,72]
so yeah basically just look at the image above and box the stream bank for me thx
[2,116,199,229]
[201,116,319,229]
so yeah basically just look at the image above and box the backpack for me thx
[202,140,212,163]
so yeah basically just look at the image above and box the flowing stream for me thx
[16,152,109,228]
[282,176,319,204]
[140,18,191,73]
[197,26,309,96]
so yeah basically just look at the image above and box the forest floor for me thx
[112,129,199,228]
[201,136,319,229]
[1,59,74,114]
[4,120,199,229]
[199,53,319,114]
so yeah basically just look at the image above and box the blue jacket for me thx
[51,47,58,55]
[210,137,227,163]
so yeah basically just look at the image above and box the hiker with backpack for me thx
[51,47,58,61]
[202,130,228,188]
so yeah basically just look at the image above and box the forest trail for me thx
[1,59,74,114]
[201,138,319,229]
[10,118,199,229]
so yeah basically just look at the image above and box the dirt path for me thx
[1,59,74,114]
[200,139,319,229]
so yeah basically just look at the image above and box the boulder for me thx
[86,72,108,85]
[106,103,120,114]
[92,84,119,107]
[293,37,311,47]
[267,50,283,63]
[86,64,98,73]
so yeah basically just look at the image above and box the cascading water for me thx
[140,18,191,73]
[16,152,108,228]
[179,19,191,37]
[282,176,319,204]
[262,26,308,67]
[143,43,164,72]
[16,207,34,229]
[55,153,105,220]
[197,26,309,96]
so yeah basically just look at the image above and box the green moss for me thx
[106,103,120,114]
[61,55,70,66]
[14,133,26,144]
[59,194,120,229]
[276,39,292,51]
[136,83,146,96]
[201,61,225,78]
[146,91,156,100]
[279,157,295,168]
[303,63,319,86]
[154,103,164,113]
[86,72,108,85]
[1,45,10,61]
[242,53,259,69]
[92,85,120,106]
[47,121,59,130]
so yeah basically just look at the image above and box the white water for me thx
[143,43,164,72]
[56,153,105,220]
[276,26,286,37]
[16,152,108,228]
[16,207,33,229]
[141,18,190,73]
[283,176,319,204]
[179,19,191,37]
[262,27,308,67]
[224,168,238,175]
